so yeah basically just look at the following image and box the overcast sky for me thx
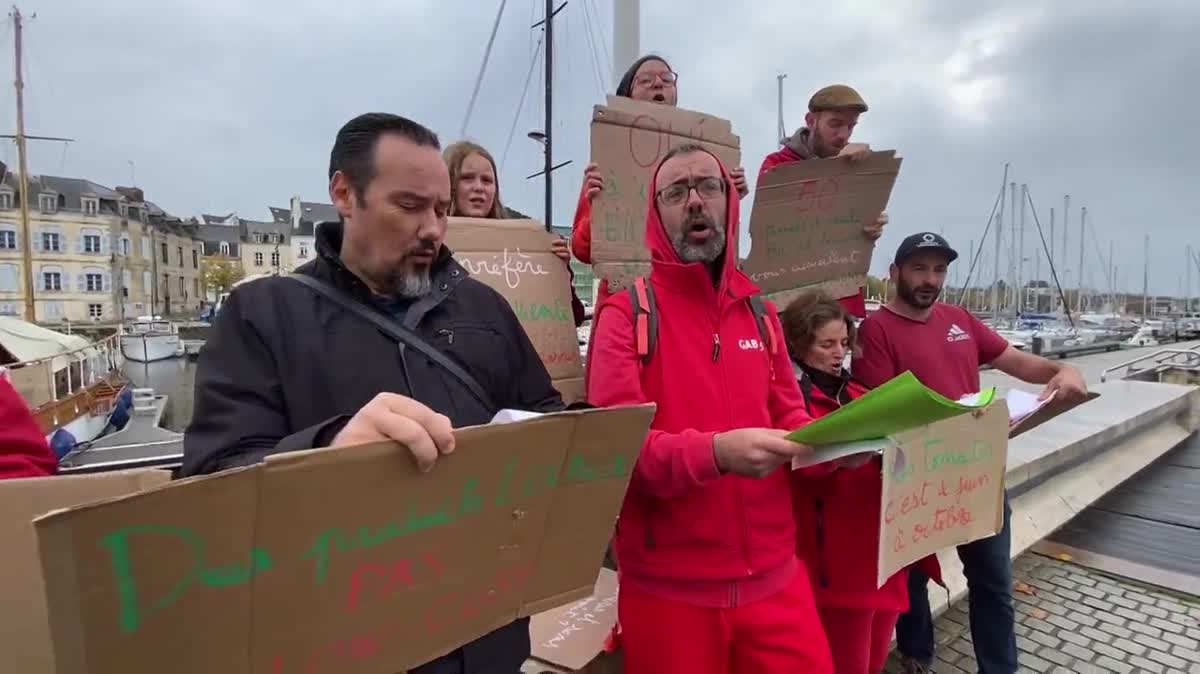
[3,0,1197,296]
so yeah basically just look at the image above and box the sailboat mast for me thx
[1143,233,1149,318]
[1077,206,1086,314]
[1062,194,1070,299]
[1188,244,1193,314]
[11,6,34,321]
[1008,181,1018,319]
[991,164,1009,320]
[1018,183,1027,312]
[542,0,554,232]
[776,74,787,141]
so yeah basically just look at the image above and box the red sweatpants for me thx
[816,606,900,674]
[617,572,833,674]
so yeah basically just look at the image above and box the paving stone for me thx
[1147,649,1188,669]
[887,552,1200,674]
[1094,655,1134,674]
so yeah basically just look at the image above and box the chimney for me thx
[290,195,302,231]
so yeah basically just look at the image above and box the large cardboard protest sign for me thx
[742,152,901,307]
[0,469,170,674]
[590,96,741,289]
[34,405,654,674]
[447,217,585,401]
[877,402,1010,586]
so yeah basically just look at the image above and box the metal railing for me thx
[1099,343,1200,382]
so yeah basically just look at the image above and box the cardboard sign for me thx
[0,469,170,674]
[34,405,655,674]
[447,218,585,400]
[527,569,618,672]
[589,96,741,289]
[742,151,901,308]
[877,402,1010,586]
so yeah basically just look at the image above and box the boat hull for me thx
[121,334,181,362]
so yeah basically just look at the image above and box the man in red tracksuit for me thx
[758,84,887,318]
[586,143,833,673]
[0,372,57,479]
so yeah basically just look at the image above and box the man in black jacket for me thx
[182,112,565,674]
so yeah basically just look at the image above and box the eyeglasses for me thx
[634,71,678,87]
[656,176,725,206]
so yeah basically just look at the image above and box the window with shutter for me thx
[0,263,18,292]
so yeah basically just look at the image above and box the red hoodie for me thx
[791,365,942,611]
[0,374,57,479]
[586,155,814,608]
[569,186,614,310]
[790,368,909,611]
[758,145,868,318]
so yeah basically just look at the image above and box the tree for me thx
[201,257,245,298]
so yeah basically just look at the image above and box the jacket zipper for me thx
[436,328,454,346]
[713,301,753,585]
[814,497,830,588]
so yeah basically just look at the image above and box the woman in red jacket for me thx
[570,54,749,309]
[0,372,57,479]
[782,291,914,674]
[443,140,586,326]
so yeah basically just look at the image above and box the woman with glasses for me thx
[569,54,750,310]
[443,140,586,327]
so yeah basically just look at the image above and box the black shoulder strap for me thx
[747,294,771,346]
[796,367,815,417]
[286,274,496,411]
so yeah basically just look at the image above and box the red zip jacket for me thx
[791,365,943,610]
[791,368,908,611]
[586,157,814,608]
[758,146,867,318]
[0,374,57,479]
[569,185,614,310]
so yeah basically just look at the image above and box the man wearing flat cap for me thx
[853,232,1087,674]
[757,84,887,318]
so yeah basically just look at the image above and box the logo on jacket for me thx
[946,323,971,343]
[738,338,764,351]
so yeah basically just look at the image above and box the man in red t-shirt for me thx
[853,232,1087,674]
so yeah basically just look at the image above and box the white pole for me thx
[612,0,640,85]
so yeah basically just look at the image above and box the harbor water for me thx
[121,358,197,432]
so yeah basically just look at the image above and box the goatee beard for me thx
[392,271,432,298]
[672,220,726,264]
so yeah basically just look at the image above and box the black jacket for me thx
[182,221,564,673]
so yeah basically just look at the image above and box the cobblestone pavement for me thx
[884,553,1200,673]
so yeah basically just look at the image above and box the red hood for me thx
[644,152,758,301]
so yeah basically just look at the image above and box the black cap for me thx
[894,232,959,265]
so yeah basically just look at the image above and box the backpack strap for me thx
[628,276,658,364]
[747,294,778,357]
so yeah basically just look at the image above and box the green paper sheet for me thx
[787,371,996,444]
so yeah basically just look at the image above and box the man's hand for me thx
[730,166,749,199]
[551,236,571,262]
[1041,365,1088,402]
[863,211,887,241]
[713,428,811,478]
[332,393,456,472]
[583,163,604,203]
[840,143,872,161]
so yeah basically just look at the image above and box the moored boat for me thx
[120,316,182,362]
[0,316,132,458]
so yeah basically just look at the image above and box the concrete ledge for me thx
[927,379,1199,619]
